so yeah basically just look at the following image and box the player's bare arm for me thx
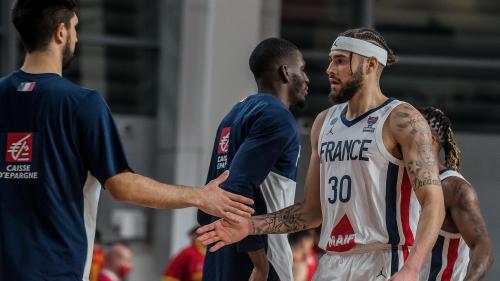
[196,110,327,251]
[105,170,254,219]
[444,177,493,281]
[248,249,270,281]
[387,103,445,280]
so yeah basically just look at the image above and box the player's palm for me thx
[196,212,252,252]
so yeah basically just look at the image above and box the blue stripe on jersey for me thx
[340,97,395,127]
[390,247,399,275]
[385,162,400,246]
[428,235,445,281]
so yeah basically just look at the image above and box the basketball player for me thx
[418,107,493,281]
[0,1,253,280]
[196,28,446,281]
[197,38,308,281]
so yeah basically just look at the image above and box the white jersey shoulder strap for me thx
[439,169,467,182]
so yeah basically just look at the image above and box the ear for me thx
[53,22,67,45]
[278,65,290,83]
[366,56,378,74]
[431,133,441,148]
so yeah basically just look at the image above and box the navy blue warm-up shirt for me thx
[198,93,301,281]
[0,70,130,281]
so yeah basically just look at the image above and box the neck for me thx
[438,162,447,171]
[345,80,385,119]
[21,49,62,76]
[258,84,290,108]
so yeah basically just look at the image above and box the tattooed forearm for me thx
[252,203,309,235]
[393,105,440,191]
[448,180,494,281]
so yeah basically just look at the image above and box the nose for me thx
[326,61,335,76]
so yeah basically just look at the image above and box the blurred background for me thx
[1,0,499,280]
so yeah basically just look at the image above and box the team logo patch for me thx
[363,116,378,133]
[17,82,36,92]
[6,133,33,162]
[218,127,231,155]
[326,214,356,252]
[216,127,231,170]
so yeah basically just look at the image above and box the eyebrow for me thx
[331,54,348,59]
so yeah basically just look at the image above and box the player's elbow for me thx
[105,172,135,203]
[108,186,129,202]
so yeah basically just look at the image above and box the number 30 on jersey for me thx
[328,175,352,204]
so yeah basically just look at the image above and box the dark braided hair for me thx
[338,28,397,66]
[418,107,461,171]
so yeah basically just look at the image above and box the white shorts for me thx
[312,248,407,281]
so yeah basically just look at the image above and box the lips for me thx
[329,78,341,85]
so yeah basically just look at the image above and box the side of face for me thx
[284,50,309,107]
[55,13,78,69]
[326,50,365,103]
[67,14,79,54]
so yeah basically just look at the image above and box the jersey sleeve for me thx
[221,106,296,196]
[223,106,297,252]
[74,91,131,185]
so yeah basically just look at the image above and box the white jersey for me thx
[317,98,420,256]
[419,170,470,281]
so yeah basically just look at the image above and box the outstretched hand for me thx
[196,212,253,252]
[198,171,254,219]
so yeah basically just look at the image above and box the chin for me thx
[292,99,306,109]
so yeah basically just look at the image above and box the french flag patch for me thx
[17,82,36,92]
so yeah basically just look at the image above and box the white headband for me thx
[330,36,388,66]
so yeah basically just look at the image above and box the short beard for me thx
[292,99,306,110]
[330,64,364,104]
[290,73,306,109]
[62,38,75,70]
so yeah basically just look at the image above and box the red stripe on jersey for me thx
[402,245,409,261]
[441,238,460,281]
[28,82,36,91]
[400,169,414,245]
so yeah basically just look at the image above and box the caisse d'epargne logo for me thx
[1,132,38,180]
[6,133,33,162]
[218,127,231,155]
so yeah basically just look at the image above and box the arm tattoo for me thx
[447,179,493,280]
[252,203,308,235]
[393,105,440,191]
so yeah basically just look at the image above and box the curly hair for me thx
[418,107,461,171]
